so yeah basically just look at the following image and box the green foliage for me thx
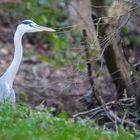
[0,0,71,66]
[0,0,98,69]
[127,35,140,45]
[19,0,71,66]
[0,102,137,140]
[121,26,140,45]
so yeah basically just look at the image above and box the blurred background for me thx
[0,0,140,115]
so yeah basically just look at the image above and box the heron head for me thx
[17,20,55,33]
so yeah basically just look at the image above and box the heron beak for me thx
[34,25,56,32]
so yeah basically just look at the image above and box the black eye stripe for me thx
[20,21,32,25]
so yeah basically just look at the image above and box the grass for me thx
[0,101,137,140]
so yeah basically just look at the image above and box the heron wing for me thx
[0,82,15,102]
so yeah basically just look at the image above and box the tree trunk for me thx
[91,0,136,98]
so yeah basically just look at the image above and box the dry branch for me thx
[82,29,101,106]
[74,97,138,128]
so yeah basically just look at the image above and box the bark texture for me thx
[91,0,136,98]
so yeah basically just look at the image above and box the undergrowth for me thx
[0,0,72,67]
[0,102,137,140]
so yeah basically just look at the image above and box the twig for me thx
[121,111,127,125]
[74,96,138,127]
[73,97,135,117]
[108,109,137,128]
[82,29,101,106]
[99,97,137,128]
[73,107,106,118]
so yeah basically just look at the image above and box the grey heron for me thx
[0,20,55,102]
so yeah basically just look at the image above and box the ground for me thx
[0,42,116,116]
[0,10,117,115]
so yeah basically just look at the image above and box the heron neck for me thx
[1,30,24,86]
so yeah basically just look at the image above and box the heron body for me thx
[0,20,55,102]
[0,82,15,102]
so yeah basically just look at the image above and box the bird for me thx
[0,20,55,102]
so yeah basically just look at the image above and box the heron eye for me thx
[29,23,34,27]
